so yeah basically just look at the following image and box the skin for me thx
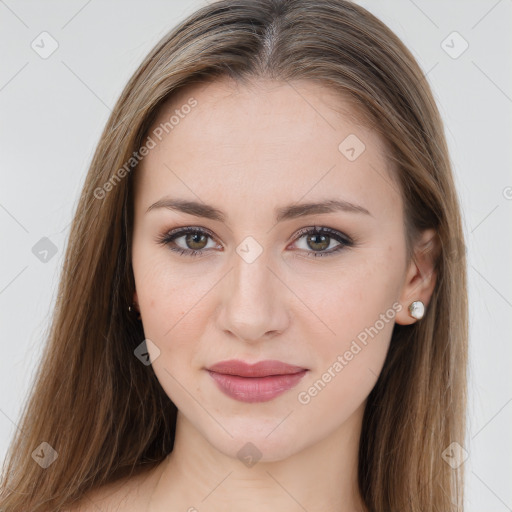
[75,77,437,511]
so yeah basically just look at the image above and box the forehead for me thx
[134,77,401,223]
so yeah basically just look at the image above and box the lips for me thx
[207,359,307,378]
[206,359,308,403]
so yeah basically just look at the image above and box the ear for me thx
[395,228,439,326]
[132,290,139,309]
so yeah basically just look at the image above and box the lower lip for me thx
[207,369,308,403]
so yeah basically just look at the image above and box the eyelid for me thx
[289,225,353,245]
[154,226,222,250]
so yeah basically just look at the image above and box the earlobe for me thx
[395,228,438,326]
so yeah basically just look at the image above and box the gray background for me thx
[1,0,511,510]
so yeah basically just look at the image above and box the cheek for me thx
[289,252,402,404]
[132,237,214,338]
[294,282,397,424]
[132,261,214,407]
[137,269,214,345]
[296,292,395,404]
[133,272,228,407]
[289,251,402,345]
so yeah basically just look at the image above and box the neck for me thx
[149,404,368,512]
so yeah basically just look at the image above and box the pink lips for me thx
[206,359,308,403]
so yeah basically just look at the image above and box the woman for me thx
[0,0,468,510]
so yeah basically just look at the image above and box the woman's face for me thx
[131,77,422,461]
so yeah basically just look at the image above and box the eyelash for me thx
[155,226,354,259]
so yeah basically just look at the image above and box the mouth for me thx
[205,359,308,403]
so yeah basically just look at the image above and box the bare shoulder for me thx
[63,463,163,512]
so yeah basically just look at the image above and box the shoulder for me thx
[64,463,162,512]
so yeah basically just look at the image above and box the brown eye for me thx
[291,226,354,258]
[306,233,330,252]
[185,232,208,250]
[157,225,354,259]
[156,227,218,257]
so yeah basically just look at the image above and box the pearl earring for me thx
[408,300,425,320]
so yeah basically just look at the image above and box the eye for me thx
[156,225,354,258]
[289,226,354,258]
[155,227,220,257]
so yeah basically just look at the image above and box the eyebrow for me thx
[145,197,372,222]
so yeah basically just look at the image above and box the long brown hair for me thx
[0,1,468,510]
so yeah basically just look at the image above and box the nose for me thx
[215,250,289,344]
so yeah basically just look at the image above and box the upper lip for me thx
[206,359,307,378]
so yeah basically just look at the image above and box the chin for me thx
[203,417,309,464]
